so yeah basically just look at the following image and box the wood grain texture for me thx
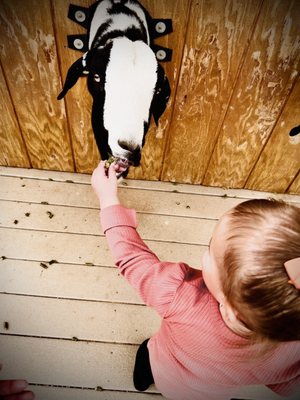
[27,386,163,400]
[245,75,300,194]
[52,0,99,173]
[0,227,202,268]
[0,175,248,219]
[0,259,143,304]
[27,384,288,400]
[0,0,299,194]
[204,0,300,189]
[2,165,300,203]
[288,172,300,194]
[161,0,262,184]
[0,335,143,391]
[0,63,30,167]
[0,200,216,245]
[0,0,74,171]
[0,294,160,344]
[128,0,191,180]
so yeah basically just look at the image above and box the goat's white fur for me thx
[124,0,150,44]
[89,0,110,48]
[104,37,157,157]
[89,0,150,49]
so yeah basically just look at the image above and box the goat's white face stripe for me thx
[89,0,149,49]
[89,0,111,48]
[106,14,142,35]
[125,0,150,44]
[104,38,157,156]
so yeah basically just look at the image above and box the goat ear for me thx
[151,64,171,125]
[57,57,87,100]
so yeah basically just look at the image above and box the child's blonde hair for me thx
[220,199,300,343]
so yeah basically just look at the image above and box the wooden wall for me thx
[0,0,299,194]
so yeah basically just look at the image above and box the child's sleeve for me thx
[100,205,189,317]
[266,374,300,397]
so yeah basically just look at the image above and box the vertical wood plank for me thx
[287,172,300,195]
[0,63,30,167]
[245,76,300,193]
[52,0,99,174]
[161,0,262,184]
[0,0,74,171]
[128,0,191,181]
[204,0,300,189]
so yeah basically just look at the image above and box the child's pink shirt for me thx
[100,205,300,400]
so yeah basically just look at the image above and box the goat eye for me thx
[94,74,101,83]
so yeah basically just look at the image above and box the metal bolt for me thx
[155,21,166,34]
[74,38,84,50]
[75,10,86,23]
[156,49,166,61]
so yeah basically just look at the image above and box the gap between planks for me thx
[1,166,300,202]
[28,383,163,399]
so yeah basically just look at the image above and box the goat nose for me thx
[118,141,141,166]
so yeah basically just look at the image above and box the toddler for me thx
[91,161,300,400]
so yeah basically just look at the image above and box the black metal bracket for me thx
[67,34,89,52]
[152,44,172,62]
[149,19,173,39]
[66,2,173,62]
[68,4,90,29]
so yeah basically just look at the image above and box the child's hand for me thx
[0,379,34,399]
[91,161,120,209]
[0,363,34,400]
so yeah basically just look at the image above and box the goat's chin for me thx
[114,157,131,179]
[117,175,124,184]
[116,168,129,180]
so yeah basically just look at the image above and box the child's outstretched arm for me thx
[91,161,188,317]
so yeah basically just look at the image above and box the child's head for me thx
[202,199,300,343]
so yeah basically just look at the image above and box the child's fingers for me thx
[91,161,105,190]
[0,380,28,395]
[93,161,106,179]
[107,163,117,180]
[99,160,107,175]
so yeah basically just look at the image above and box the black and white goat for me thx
[58,0,171,177]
